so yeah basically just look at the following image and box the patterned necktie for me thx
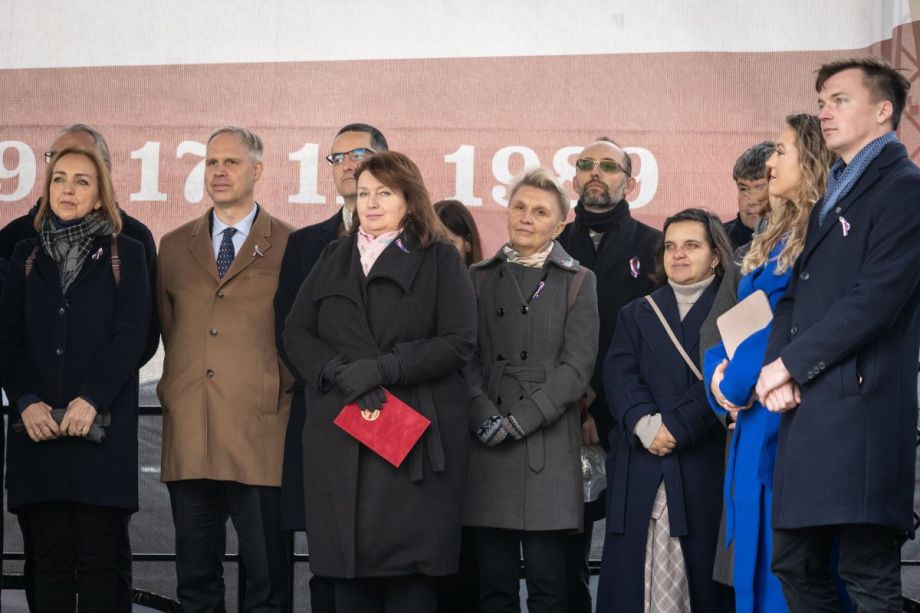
[216,227,237,279]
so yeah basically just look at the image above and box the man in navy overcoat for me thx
[757,58,920,612]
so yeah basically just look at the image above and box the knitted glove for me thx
[353,388,387,412]
[505,399,544,439]
[502,415,526,440]
[336,359,385,403]
[477,415,509,446]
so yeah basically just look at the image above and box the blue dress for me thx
[703,243,790,613]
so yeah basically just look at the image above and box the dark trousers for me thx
[772,524,903,613]
[310,572,337,612]
[564,497,604,613]
[18,501,132,612]
[335,575,437,613]
[168,479,290,612]
[475,528,568,613]
[436,527,479,613]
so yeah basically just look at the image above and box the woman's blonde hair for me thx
[36,147,122,234]
[742,114,835,275]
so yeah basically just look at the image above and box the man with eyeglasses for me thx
[556,137,661,613]
[273,122,388,613]
[0,122,159,610]
[724,142,775,249]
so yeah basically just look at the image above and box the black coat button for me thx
[209,329,218,336]
[520,351,528,360]
[800,271,810,281]
[496,397,502,405]
[55,347,64,356]
[57,306,66,316]
[520,305,528,314]
[496,308,504,317]
[790,326,798,335]
[206,369,215,378]
[217,290,225,298]
[496,354,505,361]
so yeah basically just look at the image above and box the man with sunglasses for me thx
[273,122,388,613]
[556,137,661,613]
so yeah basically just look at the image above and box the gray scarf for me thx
[39,211,115,293]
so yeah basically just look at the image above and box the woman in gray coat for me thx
[463,168,599,613]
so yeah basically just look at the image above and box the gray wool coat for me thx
[463,243,599,532]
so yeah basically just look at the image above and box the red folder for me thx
[333,389,430,467]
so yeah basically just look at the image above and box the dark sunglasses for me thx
[575,158,629,176]
[325,147,375,166]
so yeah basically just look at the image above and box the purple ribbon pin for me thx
[91,247,104,261]
[396,238,410,254]
[531,280,546,301]
[838,216,850,237]
[629,256,641,278]
[252,244,264,257]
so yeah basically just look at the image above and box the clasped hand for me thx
[755,358,801,413]
[710,359,754,414]
[648,423,676,457]
[22,397,97,442]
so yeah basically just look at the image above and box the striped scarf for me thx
[39,211,115,293]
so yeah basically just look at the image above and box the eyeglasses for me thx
[575,158,629,176]
[44,151,56,164]
[325,147,375,166]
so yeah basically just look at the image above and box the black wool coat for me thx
[765,142,920,534]
[599,282,730,613]
[557,202,661,449]
[283,231,477,578]
[0,234,150,512]
[273,210,342,530]
[0,202,159,367]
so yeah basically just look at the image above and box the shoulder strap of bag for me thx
[24,244,40,280]
[644,295,702,381]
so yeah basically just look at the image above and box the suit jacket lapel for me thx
[220,204,274,285]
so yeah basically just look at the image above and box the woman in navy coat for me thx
[597,209,733,613]
[0,147,150,611]
[704,114,841,613]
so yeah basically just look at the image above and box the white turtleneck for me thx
[668,275,716,321]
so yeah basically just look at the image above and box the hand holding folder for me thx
[334,389,430,467]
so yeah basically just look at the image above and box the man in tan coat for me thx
[157,126,294,611]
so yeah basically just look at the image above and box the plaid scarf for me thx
[502,240,554,268]
[818,131,898,225]
[39,211,115,293]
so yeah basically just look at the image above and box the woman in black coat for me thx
[597,209,733,613]
[283,151,477,613]
[0,147,150,611]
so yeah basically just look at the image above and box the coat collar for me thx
[32,235,113,297]
[365,230,424,293]
[186,203,275,285]
[472,241,580,273]
[802,142,906,263]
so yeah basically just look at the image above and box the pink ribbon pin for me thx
[838,216,850,237]
[91,247,104,260]
[629,256,641,279]
[252,244,264,257]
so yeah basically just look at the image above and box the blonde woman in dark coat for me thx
[463,168,599,613]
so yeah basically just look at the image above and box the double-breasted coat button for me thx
[55,347,64,356]
[217,290,225,298]
[520,305,528,314]
[206,369,215,378]
[790,325,798,335]
[496,397,502,405]
[496,307,505,317]
[520,351,528,360]
[209,329,218,336]
[496,354,505,361]
[799,271,810,281]
[57,306,66,316]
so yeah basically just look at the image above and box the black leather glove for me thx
[318,354,348,392]
[353,388,387,412]
[336,359,385,403]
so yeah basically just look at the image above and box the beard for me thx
[579,185,622,212]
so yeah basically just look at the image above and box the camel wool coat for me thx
[157,206,294,486]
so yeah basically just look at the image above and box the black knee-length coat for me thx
[0,235,150,512]
[598,282,730,612]
[282,230,477,578]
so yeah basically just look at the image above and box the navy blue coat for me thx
[765,141,920,534]
[598,282,730,612]
[273,210,342,531]
[0,234,150,512]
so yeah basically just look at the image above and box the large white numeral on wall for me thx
[491,146,540,207]
[443,145,482,206]
[0,141,36,202]
[624,147,658,209]
[552,146,582,209]
[289,143,326,204]
[177,141,206,203]
[130,141,167,202]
